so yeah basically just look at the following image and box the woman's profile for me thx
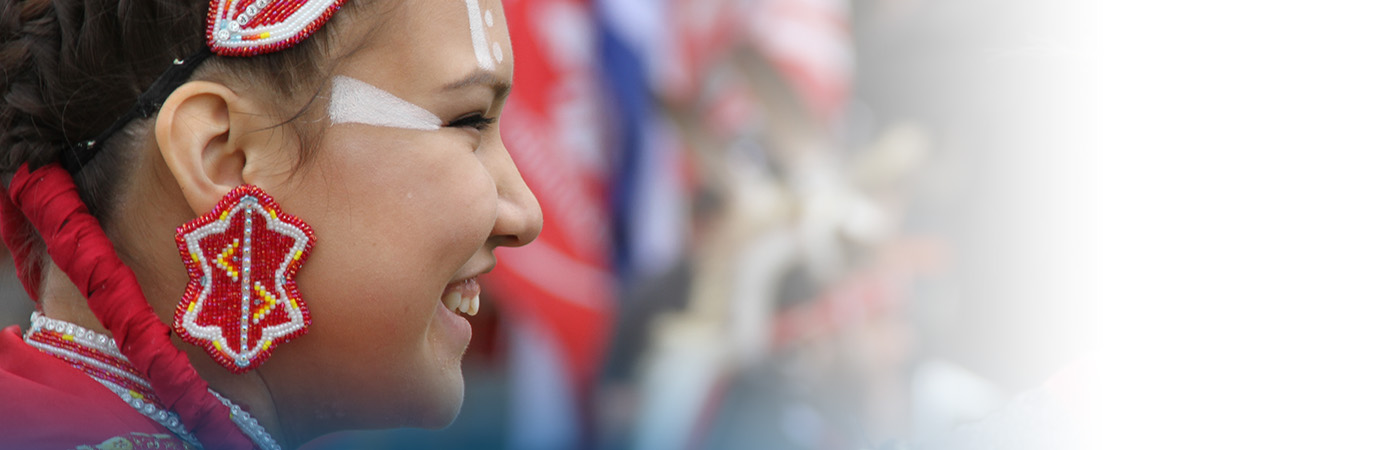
[0,0,542,448]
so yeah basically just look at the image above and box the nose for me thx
[488,156,543,248]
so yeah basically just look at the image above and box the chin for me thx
[415,396,465,430]
[420,403,465,430]
[405,371,467,430]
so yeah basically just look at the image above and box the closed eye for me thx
[446,114,498,131]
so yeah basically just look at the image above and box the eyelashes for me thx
[446,114,498,131]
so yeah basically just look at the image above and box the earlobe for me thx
[155,81,244,214]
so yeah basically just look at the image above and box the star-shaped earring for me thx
[174,185,315,373]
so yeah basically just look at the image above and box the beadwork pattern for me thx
[210,390,283,450]
[75,433,198,450]
[25,313,200,445]
[174,185,315,373]
[206,0,346,56]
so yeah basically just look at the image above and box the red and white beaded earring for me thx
[174,185,315,373]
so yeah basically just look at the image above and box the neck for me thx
[38,263,291,448]
[39,269,108,335]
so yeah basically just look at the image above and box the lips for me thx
[442,277,481,316]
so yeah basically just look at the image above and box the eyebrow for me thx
[442,70,512,102]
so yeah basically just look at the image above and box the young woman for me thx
[0,0,542,448]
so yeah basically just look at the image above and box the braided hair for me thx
[0,0,355,279]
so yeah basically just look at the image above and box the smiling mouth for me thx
[442,277,481,316]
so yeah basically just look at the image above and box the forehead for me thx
[334,0,512,89]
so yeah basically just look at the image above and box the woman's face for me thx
[249,0,540,435]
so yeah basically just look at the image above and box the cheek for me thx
[265,127,496,419]
[295,131,476,301]
[297,131,491,307]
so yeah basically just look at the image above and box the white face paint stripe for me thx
[464,0,495,70]
[328,76,442,131]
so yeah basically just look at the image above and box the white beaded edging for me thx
[25,314,200,447]
[25,313,284,450]
[211,390,282,450]
[182,194,311,368]
[210,0,340,50]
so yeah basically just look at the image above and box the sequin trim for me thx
[25,313,199,446]
[74,432,199,450]
[26,314,286,450]
[210,391,282,450]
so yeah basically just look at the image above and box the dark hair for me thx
[0,0,359,221]
[0,0,367,290]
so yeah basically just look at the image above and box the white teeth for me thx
[464,294,480,316]
[444,290,464,313]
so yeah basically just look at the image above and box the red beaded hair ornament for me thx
[175,185,316,373]
[207,0,346,56]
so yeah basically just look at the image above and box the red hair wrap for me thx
[0,163,256,449]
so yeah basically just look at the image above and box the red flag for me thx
[746,0,854,122]
[485,0,616,394]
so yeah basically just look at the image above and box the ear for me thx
[154,81,296,215]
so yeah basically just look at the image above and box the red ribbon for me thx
[0,163,256,449]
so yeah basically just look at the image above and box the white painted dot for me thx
[465,0,494,70]
[484,9,495,27]
[493,42,504,62]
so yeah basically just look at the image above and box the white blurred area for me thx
[1082,0,1400,449]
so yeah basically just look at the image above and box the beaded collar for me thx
[24,313,282,450]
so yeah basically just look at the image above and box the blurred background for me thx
[1,0,1093,448]
[354,0,1089,447]
[13,1,1400,449]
